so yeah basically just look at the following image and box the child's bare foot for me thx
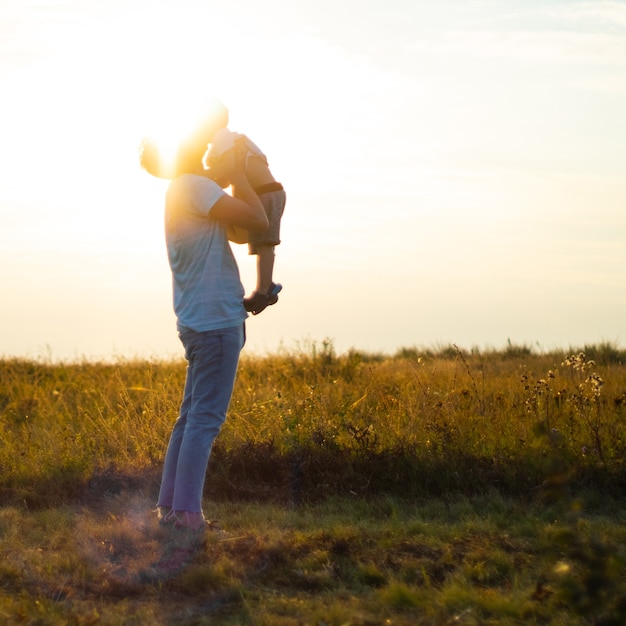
[244,283,282,315]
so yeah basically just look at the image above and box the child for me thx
[204,119,286,316]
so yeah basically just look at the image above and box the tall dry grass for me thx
[1,341,625,507]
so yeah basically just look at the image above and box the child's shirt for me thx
[207,128,267,167]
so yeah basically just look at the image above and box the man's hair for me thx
[138,138,173,179]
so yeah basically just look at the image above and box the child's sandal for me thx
[244,283,282,315]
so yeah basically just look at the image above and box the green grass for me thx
[1,341,626,624]
[1,492,625,624]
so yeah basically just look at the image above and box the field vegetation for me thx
[1,341,625,624]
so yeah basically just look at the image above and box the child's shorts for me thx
[249,183,286,255]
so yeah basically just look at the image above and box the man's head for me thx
[138,98,231,178]
[173,98,230,176]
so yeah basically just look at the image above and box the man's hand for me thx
[205,150,235,188]
[226,224,249,244]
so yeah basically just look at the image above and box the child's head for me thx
[204,148,234,188]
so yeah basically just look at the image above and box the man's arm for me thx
[208,168,268,233]
[208,142,268,233]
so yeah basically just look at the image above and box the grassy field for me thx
[1,341,625,624]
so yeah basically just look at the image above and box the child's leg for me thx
[248,188,285,294]
[255,245,275,294]
[244,243,281,315]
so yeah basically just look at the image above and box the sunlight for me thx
[122,10,313,183]
[2,1,442,272]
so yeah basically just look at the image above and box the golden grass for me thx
[1,342,626,506]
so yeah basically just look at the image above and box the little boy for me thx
[204,122,286,316]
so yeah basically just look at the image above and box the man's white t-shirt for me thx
[165,174,247,332]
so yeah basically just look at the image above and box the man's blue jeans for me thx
[157,324,245,513]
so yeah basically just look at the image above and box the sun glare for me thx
[4,3,356,248]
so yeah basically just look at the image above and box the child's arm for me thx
[222,137,258,244]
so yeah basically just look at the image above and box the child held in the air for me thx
[205,124,286,316]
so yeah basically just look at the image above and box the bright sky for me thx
[1,0,625,361]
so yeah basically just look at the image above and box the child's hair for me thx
[138,98,229,180]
